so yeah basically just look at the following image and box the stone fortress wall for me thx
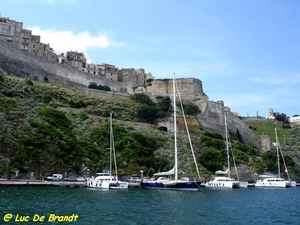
[0,41,132,94]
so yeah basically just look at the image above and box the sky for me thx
[2,0,300,118]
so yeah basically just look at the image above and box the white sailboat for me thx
[255,128,296,188]
[205,115,248,188]
[87,113,128,190]
[140,73,201,191]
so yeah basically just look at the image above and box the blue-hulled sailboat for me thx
[140,73,201,191]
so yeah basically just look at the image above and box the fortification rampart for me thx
[198,101,261,148]
[0,41,134,94]
[147,78,204,98]
[146,78,209,115]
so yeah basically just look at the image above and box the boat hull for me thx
[237,181,248,188]
[127,182,141,187]
[204,176,244,189]
[287,181,297,187]
[140,180,201,191]
[205,181,240,188]
[255,178,296,188]
[86,179,128,190]
[109,181,128,189]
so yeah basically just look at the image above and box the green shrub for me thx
[25,79,34,86]
[0,74,4,83]
[77,111,88,120]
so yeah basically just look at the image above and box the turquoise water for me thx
[0,186,299,225]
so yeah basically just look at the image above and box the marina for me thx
[0,179,298,188]
[1,186,299,225]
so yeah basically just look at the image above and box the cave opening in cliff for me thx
[158,126,168,132]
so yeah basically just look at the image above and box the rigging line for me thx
[173,72,178,181]
[109,113,113,181]
[175,76,201,179]
[275,128,281,178]
[230,146,239,181]
[112,129,118,179]
[225,115,231,179]
[278,137,291,180]
[227,119,240,181]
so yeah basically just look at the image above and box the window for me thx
[23,33,30,38]
[1,25,10,34]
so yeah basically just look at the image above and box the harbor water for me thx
[1,186,299,225]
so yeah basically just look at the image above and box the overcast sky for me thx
[2,0,300,118]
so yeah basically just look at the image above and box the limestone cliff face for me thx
[147,79,261,148]
[146,78,209,117]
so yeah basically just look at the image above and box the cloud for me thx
[247,70,300,85]
[27,26,115,62]
[248,76,288,85]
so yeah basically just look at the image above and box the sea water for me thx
[0,186,299,225]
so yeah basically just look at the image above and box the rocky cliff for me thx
[0,40,261,148]
[146,79,261,148]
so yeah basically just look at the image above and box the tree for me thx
[137,104,158,124]
[88,82,98,89]
[179,102,200,116]
[274,112,288,122]
[38,108,73,131]
[199,147,225,172]
[130,93,155,106]
[261,151,277,171]
[157,96,171,118]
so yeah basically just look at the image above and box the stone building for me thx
[0,16,24,49]
[31,35,56,61]
[84,63,106,76]
[58,51,87,70]
[289,116,300,125]
[0,15,151,88]
[118,68,154,87]
[0,16,55,61]
[103,63,118,81]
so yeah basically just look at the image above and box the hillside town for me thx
[0,15,154,87]
[1,15,300,126]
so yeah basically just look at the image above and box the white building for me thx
[289,116,300,125]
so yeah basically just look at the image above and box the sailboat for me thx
[205,115,248,188]
[255,128,296,188]
[140,73,201,191]
[86,113,128,190]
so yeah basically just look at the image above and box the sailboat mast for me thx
[112,116,118,180]
[225,115,230,178]
[275,128,281,178]
[173,73,178,181]
[109,113,113,180]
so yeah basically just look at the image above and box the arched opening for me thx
[158,126,168,132]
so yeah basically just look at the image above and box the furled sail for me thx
[153,167,175,176]
[215,168,229,175]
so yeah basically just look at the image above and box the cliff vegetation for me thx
[1,74,299,180]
